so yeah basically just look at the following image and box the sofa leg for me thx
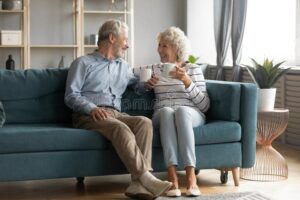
[220,168,228,184]
[76,177,85,184]
[231,167,240,186]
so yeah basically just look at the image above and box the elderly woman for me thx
[146,27,210,197]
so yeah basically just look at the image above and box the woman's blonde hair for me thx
[157,27,191,62]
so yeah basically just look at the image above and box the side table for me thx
[240,109,289,181]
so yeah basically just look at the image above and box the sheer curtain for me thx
[213,0,232,80]
[231,0,247,82]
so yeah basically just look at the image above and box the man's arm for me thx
[127,67,147,95]
[64,59,97,115]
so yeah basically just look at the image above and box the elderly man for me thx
[65,20,171,199]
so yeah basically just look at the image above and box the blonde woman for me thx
[146,27,210,197]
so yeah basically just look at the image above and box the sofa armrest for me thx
[206,80,257,168]
[240,83,258,168]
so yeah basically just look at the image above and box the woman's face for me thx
[157,39,177,63]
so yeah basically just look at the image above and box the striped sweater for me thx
[153,63,210,113]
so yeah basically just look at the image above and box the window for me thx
[187,0,297,66]
[296,0,300,64]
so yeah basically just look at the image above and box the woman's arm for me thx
[171,63,210,112]
[185,64,210,112]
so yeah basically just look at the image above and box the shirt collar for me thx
[92,51,122,64]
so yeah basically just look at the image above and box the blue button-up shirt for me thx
[65,52,139,115]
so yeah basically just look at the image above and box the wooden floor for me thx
[0,142,299,200]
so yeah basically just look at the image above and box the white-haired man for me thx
[65,20,171,200]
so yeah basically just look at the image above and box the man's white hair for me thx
[97,19,128,45]
[157,27,191,62]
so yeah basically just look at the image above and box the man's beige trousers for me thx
[72,107,153,180]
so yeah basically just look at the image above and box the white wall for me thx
[0,0,186,69]
[187,0,215,65]
[134,0,186,67]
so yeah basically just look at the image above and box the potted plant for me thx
[188,55,199,64]
[188,55,208,76]
[245,58,290,111]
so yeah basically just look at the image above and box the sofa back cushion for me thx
[0,101,5,127]
[122,89,154,118]
[0,68,241,124]
[0,69,72,124]
[206,80,240,121]
[122,81,241,122]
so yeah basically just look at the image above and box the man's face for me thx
[112,28,129,58]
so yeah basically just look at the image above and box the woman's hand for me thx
[146,75,159,90]
[170,64,192,88]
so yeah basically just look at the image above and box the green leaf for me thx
[269,67,291,87]
[244,65,259,86]
[188,55,199,64]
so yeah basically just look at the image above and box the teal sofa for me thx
[0,68,257,186]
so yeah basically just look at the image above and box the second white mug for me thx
[161,63,176,78]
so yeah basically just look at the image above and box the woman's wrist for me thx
[183,77,192,88]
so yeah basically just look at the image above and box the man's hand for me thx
[146,75,159,90]
[90,107,109,121]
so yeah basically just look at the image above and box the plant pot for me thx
[257,88,277,111]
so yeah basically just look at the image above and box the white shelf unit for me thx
[0,0,133,69]
[84,11,130,14]
[0,10,24,13]
[0,45,25,47]
[82,0,133,65]
[28,0,80,69]
[0,1,28,69]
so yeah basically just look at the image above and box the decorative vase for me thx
[58,56,65,68]
[6,54,15,70]
[257,88,277,111]
[2,0,14,10]
[12,0,22,10]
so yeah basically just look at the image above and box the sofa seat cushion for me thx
[0,124,109,154]
[153,121,241,147]
[193,121,241,145]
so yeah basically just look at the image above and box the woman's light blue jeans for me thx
[152,106,205,168]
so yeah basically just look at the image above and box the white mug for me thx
[140,68,152,82]
[161,63,176,78]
